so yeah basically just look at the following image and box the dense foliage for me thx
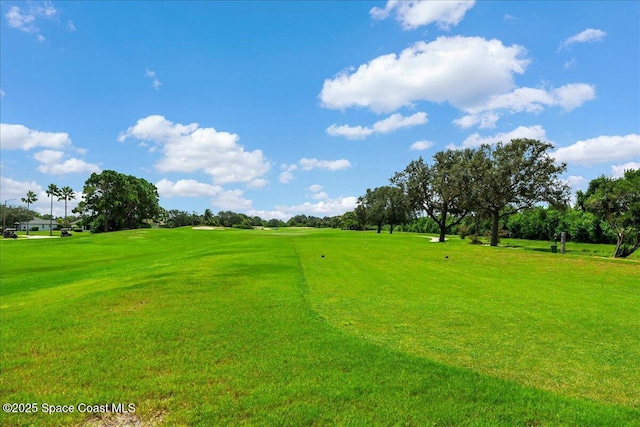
[75,170,160,233]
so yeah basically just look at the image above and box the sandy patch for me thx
[23,235,60,239]
[418,236,446,242]
[192,226,226,231]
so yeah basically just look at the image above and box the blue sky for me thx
[1,1,639,220]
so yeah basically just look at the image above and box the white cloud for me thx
[0,89,5,98]
[564,58,576,69]
[299,158,351,171]
[311,191,329,200]
[119,115,271,185]
[212,189,252,211]
[459,125,549,148]
[33,149,101,176]
[67,20,76,32]
[5,3,58,40]
[611,162,640,178]
[5,6,37,33]
[320,36,529,114]
[308,184,323,192]
[326,124,373,140]
[156,179,223,198]
[31,2,58,18]
[410,140,434,151]
[454,83,596,129]
[372,112,428,133]
[553,134,640,166]
[0,176,43,204]
[276,196,358,217]
[279,171,295,184]
[560,28,607,50]
[247,178,268,189]
[279,164,298,184]
[370,0,475,30]
[0,123,72,150]
[327,112,427,139]
[145,69,162,90]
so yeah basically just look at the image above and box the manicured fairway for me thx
[0,228,638,426]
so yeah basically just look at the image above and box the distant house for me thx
[16,219,59,232]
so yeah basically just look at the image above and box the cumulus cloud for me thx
[247,178,269,189]
[212,189,252,211]
[0,123,72,150]
[275,196,358,218]
[279,164,298,184]
[156,179,224,198]
[321,36,529,114]
[327,112,427,139]
[119,115,271,185]
[326,124,373,140]
[560,28,607,50]
[456,125,550,149]
[308,184,323,193]
[370,0,475,30]
[553,134,640,166]
[611,162,640,178]
[0,176,43,203]
[454,83,596,129]
[410,140,434,151]
[279,159,350,183]
[0,176,80,217]
[299,158,352,171]
[33,149,101,176]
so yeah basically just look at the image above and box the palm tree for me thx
[58,186,76,229]
[46,184,60,236]
[21,190,38,235]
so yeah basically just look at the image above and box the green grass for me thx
[1,228,638,426]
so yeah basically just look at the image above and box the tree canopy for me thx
[77,170,160,233]
[584,168,640,258]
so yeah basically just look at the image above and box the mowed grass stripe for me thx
[0,228,637,426]
[294,230,640,408]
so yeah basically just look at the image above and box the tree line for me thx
[347,138,639,258]
[9,151,638,257]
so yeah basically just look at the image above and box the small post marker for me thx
[561,232,566,254]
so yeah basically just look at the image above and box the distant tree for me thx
[58,186,75,229]
[359,187,387,233]
[1,205,36,230]
[472,139,569,246]
[385,186,412,234]
[585,169,640,258]
[203,208,214,225]
[21,190,38,235]
[354,204,367,230]
[392,149,475,242]
[79,170,160,232]
[46,184,60,235]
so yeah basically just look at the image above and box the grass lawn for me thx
[1,228,638,426]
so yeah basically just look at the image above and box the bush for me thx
[458,225,470,239]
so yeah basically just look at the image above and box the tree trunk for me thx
[439,209,447,242]
[377,222,382,234]
[439,226,446,242]
[389,224,394,234]
[490,210,499,246]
